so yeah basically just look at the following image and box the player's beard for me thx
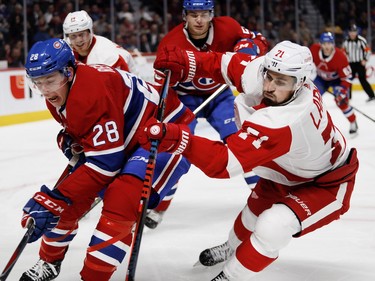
[263,97,278,106]
[263,91,278,106]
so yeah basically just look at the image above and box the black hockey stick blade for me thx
[0,220,35,281]
[126,69,171,281]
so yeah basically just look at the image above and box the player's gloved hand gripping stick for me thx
[0,165,71,281]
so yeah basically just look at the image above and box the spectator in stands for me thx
[8,3,23,43]
[93,14,111,38]
[43,4,55,25]
[299,19,313,47]
[0,33,7,60]
[7,43,23,67]
[117,1,134,23]
[263,21,278,49]
[279,21,297,42]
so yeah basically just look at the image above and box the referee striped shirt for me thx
[342,35,371,63]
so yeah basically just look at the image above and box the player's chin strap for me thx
[277,78,306,107]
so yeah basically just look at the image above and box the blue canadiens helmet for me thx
[25,38,75,78]
[319,32,335,44]
[183,0,214,10]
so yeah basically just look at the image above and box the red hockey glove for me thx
[21,185,71,243]
[138,118,192,154]
[154,45,196,85]
[252,32,269,56]
[333,86,349,106]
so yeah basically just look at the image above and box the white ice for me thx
[0,91,374,281]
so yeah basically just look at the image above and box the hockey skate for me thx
[349,121,358,135]
[198,241,234,266]
[20,259,61,281]
[211,271,230,281]
[145,210,165,229]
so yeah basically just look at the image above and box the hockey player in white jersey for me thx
[139,41,359,280]
[63,10,138,74]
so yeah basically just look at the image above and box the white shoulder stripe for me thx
[85,162,120,177]
[85,145,125,157]
[163,102,184,123]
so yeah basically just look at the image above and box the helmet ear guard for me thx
[63,68,72,78]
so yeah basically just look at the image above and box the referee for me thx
[342,24,375,102]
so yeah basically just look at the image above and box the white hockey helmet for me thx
[63,10,93,39]
[263,41,313,91]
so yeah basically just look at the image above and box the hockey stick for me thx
[327,90,375,123]
[126,69,171,281]
[351,104,375,123]
[193,84,229,115]
[0,165,71,281]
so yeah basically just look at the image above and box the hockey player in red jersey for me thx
[139,41,359,280]
[146,0,268,229]
[63,10,138,74]
[20,38,193,281]
[310,32,358,135]
[63,10,191,231]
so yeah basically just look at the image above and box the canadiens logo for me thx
[53,40,62,49]
[179,78,221,92]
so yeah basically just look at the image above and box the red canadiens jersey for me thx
[310,43,352,88]
[182,53,351,186]
[157,16,255,95]
[47,64,193,201]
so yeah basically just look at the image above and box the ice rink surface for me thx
[0,91,374,281]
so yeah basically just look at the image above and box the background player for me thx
[63,10,138,74]
[310,32,358,135]
[139,40,358,281]
[146,0,268,229]
[20,38,193,281]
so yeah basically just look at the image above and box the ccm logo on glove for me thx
[33,193,66,214]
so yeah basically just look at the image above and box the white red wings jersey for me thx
[310,43,352,88]
[156,16,255,96]
[182,53,351,186]
[73,35,138,74]
[47,64,193,201]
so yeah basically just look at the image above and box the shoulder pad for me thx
[241,56,265,95]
